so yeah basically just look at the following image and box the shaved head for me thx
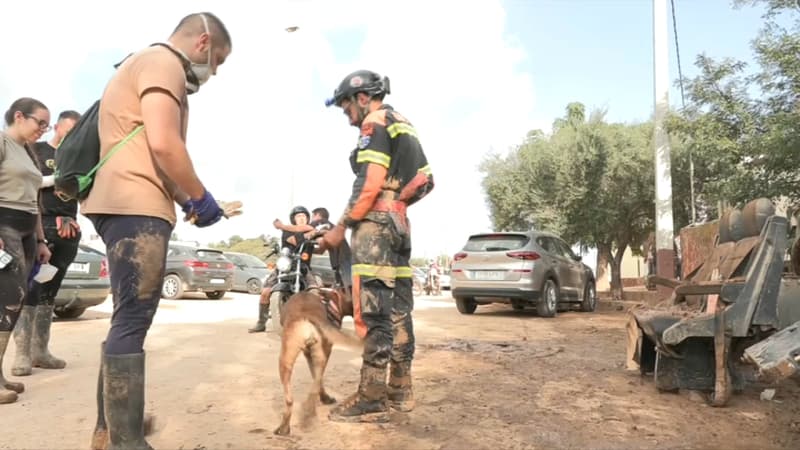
[172,12,232,50]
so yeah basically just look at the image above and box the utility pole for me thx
[653,0,676,292]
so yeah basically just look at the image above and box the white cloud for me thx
[1,0,542,258]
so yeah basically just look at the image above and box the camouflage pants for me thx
[350,216,414,369]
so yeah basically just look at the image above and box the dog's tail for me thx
[315,320,363,352]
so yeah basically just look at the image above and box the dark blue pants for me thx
[88,215,171,355]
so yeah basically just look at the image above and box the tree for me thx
[668,2,800,212]
[481,103,657,298]
[210,235,278,261]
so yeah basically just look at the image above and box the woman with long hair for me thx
[0,97,53,404]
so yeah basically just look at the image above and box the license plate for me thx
[473,270,504,281]
[68,262,90,273]
[210,278,225,285]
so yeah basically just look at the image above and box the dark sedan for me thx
[54,245,110,319]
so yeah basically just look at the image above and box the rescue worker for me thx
[80,12,233,448]
[248,206,312,333]
[13,110,81,377]
[320,70,434,422]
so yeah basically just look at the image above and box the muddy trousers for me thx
[354,276,415,368]
[0,208,37,332]
[88,215,171,355]
[0,208,37,405]
[88,215,169,450]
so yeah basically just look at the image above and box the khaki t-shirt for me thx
[0,132,42,214]
[81,45,189,225]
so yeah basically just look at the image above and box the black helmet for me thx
[325,70,391,108]
[289,206,310,225]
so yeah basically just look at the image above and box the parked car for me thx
[450,231,596,317]
[161,244,235,300]
[53,245,110,319]
[224,251,269,294]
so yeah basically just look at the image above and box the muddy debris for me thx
[421,339,523,353]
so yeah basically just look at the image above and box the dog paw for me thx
[273,424,291,436]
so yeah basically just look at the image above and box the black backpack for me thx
[53,100,143,201]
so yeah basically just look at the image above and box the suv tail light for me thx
[225,262,235,270]
[184,260,209,269]
[454,252,468,261]
[506,251,540,261]
[99,258,109,279]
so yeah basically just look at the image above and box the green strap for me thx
[77,125,144,192]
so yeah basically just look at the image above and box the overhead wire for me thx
[670,0,696,224]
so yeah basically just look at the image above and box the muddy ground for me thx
[4,292,799,450]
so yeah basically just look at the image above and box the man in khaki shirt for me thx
[81,12,232,448]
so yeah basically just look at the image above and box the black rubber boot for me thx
[91,343,108,450]
[248,303,269,333]
[328,365,389,423]
[31,304,66,369]
[388,360,415,412]
[11,305,34,376]
[103,352,153,450]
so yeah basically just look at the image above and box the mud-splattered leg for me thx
[389,251,416,412]
[0,219,37,404]
[88,215,171,449]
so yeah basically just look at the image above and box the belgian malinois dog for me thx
[273,286,361,436]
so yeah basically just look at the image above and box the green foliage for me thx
[668,2,800,212]
[480,102,659,294]
[209,234,279,261]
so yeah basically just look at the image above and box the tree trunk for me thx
[608,243,628,300]
[596,243,610,291]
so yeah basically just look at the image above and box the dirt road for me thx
[4,292,799,449]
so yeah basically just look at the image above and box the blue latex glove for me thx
[189,190,224,228]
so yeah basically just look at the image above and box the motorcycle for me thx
[424,267,441,296]
[267,237,324,333]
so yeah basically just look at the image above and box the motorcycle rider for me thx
[248,206,313,333]
[426,258,441,295]
[308,207,352,290]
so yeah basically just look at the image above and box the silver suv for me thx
[450,231,596,317]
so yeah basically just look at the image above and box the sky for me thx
[0,0,780,259]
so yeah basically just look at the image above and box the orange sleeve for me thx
[346,163,387,222]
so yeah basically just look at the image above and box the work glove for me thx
[56,216,80,239]
[183,191,244,228]
[185,190,224,228]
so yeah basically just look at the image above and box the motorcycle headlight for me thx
[280,247,292,257]
[276,255,292,272]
